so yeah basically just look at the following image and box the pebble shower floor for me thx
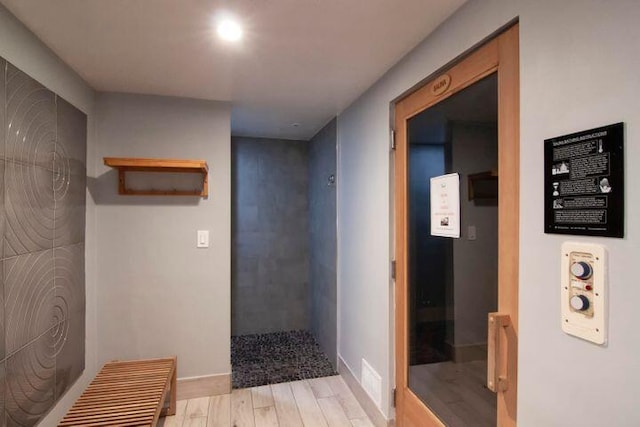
[231,330,337,389]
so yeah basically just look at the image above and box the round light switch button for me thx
[570,295,590,311]
[570,261,593,280]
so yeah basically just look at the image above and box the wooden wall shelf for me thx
[468,170,498,201]
[104,157,209,197]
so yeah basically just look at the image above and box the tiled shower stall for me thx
[1,58,87,426]
[231,119,337,388]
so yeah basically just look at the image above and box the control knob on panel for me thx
[570,261,593,280]
[570,295,590,311]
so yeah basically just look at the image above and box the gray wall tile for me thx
[232,125,337,355]
[54,97,87,248]
[54,244,85,321]
[5,331,55,427]
[0,360,4,427]
[4,250,55,354]
[308,119,337,367]
[53,172,86,248]
[5,64,55,170]
[232,137,310,335]
[2,57,86,425]
[0,261,3,361]
[55,96,87,177]
[4,163,54,256]
[1,60,5,160]
[54,316,85,401]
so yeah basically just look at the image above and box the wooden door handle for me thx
[487,312,511,393]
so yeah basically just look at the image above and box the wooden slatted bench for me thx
[59,357,177,427]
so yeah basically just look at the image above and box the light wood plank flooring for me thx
[160,375,374,427]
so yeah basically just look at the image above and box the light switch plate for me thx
[197,230,209,248]
[561,242,607,344]
[468,225,477,241]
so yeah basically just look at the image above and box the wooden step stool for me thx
[59,357,177,426]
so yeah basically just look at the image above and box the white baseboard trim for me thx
[177,373,231,400]
[338,357,392,427]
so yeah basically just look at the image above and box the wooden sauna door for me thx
[393,24,519,427]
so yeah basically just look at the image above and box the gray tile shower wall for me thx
[232,137,310,335]
[1,58,87,426]
[308,119,337,368]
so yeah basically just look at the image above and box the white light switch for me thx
[467,225,477,241]
[197,230,209,248]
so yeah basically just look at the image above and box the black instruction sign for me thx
[544,123,624,237]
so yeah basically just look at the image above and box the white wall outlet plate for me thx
[561,242,607,344]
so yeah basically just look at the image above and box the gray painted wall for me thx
[337,0,640,423]
[309,119,337,366]
[94,93,231,379]
[232,137,309,335]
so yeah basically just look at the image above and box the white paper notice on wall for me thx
[430,173,460,238]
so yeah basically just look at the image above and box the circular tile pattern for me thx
[5,250,55,353]
[5,161,55,256]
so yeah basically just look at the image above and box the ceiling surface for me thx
[1,0,466,140]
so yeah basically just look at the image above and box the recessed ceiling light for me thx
[217,18,243,42]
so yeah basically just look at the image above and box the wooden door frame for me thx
[393,24,519,427]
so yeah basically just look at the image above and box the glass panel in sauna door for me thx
[406,73,498,426]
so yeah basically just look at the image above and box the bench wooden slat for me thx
[77,393,164,403]
[59,357,176,427]
[75,392,162,404]
[100,359,174,369]
[65,401,160,415]
[60,416,154,425]
[60,409,155,421]
[60,414,154,426]
[62,422,151,427]
[91,370,172,380]
[84,381,168,390]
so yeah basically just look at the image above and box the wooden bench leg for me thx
[161,360,177,417]
[168,361,177,416]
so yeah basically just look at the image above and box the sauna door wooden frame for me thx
[393,24,519,427]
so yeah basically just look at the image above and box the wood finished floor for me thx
[159,375,374,427]
[409,360,496,427]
